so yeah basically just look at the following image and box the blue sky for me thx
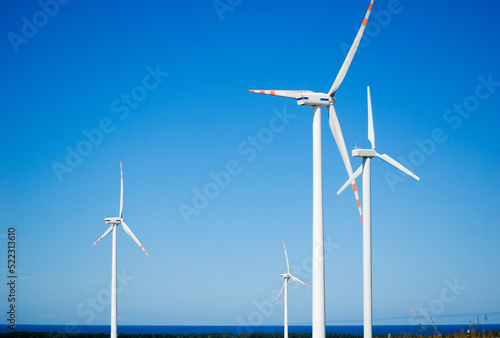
[1,0,499,330]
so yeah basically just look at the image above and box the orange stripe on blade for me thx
[362,18,368,26]
[259,90,265,94]
[270,90,275,95]
[368,3,373,12]
[357,200,361,208]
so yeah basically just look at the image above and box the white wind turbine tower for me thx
[275,239,310,338]
[337,87,419,338]
[249,2,373,337]
[92,160,149,338]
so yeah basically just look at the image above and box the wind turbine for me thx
[92,160,149,338]
[338,87,419,338]
[275,239,310,338]
[249,2,373,337]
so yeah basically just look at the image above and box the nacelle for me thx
[296,92,332,106]
[105,217,123,224]
[352,148,376,158]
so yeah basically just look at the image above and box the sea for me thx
[0,324,497,335]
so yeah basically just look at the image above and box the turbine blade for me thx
[352,181,363,224]
[121,221,150,257]
[274,280,287,303]
[92,224,114,246]
[367,86,375,149]
[282,238,290,274]
[290,275,311,288]
[328,104,363,223]
[248,89,312,99]
[119,160,124,218]
[337,164,363,195]
[328,105,353,176]
[328,0,374,97]
[376,153,420,181]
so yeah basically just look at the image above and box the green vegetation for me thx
[1,332,499,338]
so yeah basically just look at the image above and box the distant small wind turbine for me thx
[275,239,310,338]
[484,314,490,332]
[92,160,149,338]
[338,87,419,338]
[249,3,374,336]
